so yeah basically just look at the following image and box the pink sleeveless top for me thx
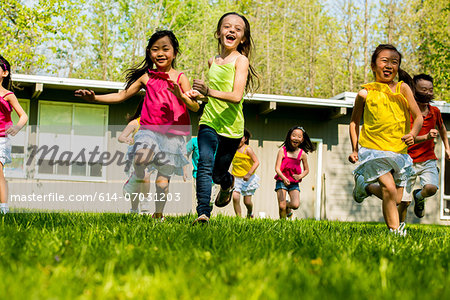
[274,146,303,183]
[140,70,190,135]
[0,92,13,137]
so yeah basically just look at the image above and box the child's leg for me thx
[276,189,287,218]
[213,135,241,190]
[378,172,400,229]
[232,191,242,217]
[243,195,253,217]
[398,201,411,223]
[0,164,8,214]
[196,126,219,217]
[153,172,170,217]
[287,190,300,210]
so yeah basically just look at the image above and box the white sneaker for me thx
[389,226,407,237]
[0,206,9,214]
[352,174,369,203]
[140,199,152,214]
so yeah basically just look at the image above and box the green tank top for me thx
[199,58,244,138]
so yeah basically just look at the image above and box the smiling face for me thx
[371,49,400,84]
[290,129,304,149]
[415,79,434,97]
[149,36,176,72]
[218,14,246,51]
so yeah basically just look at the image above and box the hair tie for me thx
[1,63,6,71]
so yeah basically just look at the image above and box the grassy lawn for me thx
[0,213,448,299]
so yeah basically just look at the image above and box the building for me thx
[7,74,450,225]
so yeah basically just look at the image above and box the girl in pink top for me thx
[275,126,315,219]
[0,56,29,214]
[75,30,199,219]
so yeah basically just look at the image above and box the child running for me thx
[349,44,423,235]
[117,100,151,214]
[0,55,28,214]
[231,128,260,218]
[398,74,450,223]
[75,30,199,220]
[191,12,259,224]
[275,126,315,219]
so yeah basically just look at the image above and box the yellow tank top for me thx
[359,82,410,154]
[232,146,254,177]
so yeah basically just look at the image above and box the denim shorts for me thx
[275,180,300,192]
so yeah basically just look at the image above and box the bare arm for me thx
[167,74,199,112]
[293,152,309,181]
[275,148,289,186]
[437,124,450,160]
[5,94,28,136]
[74,74,147,104]
[401,83,423,144]
[193,56,248,104]
[244,146,259,181]
[118,119,139,144]
[348,89,366,163]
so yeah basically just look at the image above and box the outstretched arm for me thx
[74,74,146,104]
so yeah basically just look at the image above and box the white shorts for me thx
[403,159,439,202]
[234,174,260,196]
[0,137,11,166]
[131,129,188,177]
[353,147,413,187]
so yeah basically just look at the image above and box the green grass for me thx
[0,213,449,299]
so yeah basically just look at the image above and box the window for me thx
[5,99,29,178]
[35,101,108,181]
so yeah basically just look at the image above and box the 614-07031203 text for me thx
[9,192,182,202]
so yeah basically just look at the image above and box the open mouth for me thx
[226,35,236,42]
[383,70,392,77]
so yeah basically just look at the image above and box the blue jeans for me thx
[196,125,241,217]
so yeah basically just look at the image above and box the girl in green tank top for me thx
[190,12,259,224]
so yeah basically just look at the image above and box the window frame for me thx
[35,100,109,182]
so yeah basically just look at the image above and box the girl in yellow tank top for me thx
[348,44,423,235]
[231,129,260,218]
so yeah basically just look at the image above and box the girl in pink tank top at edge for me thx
[75,30,199,220]
[0,55,29,214]
[275,126,315,219]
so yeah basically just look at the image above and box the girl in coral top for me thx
[231,129,259,218]
[349,44,423,235]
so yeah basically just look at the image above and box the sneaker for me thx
[0,205,9,214]
[413,189,425,218]
[389,226,407,237]
[152,213,165,222]
[192,214,209,225]
[214,176,235,208]
[246,213,254,219]
[352,174,369,203]
[129,209,139,214]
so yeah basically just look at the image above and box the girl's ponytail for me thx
[0,55,12,90]
[398,68,414,92]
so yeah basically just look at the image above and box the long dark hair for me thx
[0,55,12,90]
[124,30,180,90]
[215,12,259,93]
[243,128,251,145]
[281,126,315,153]
[370,44,414,90]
